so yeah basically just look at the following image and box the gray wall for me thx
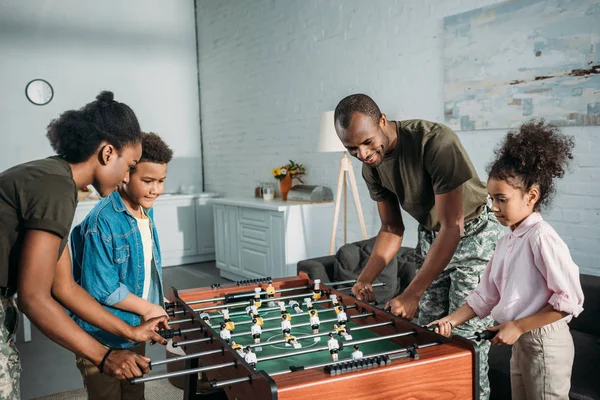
[196,0,600,275]
[0,0,202,194]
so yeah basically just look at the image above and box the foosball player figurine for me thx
[351,344,363,361]
[279,301,291,321]
[199,312,210,322]
[219,322,231,343]
[328,332,340,361]
[231,341,244,356]
[250,318,263,351]
[281,314,292,340]
[335,305,348,324]
[304,297,314,311]
[222,309,235,331]
[244,346,257,369]
[312,279,322,300]
[289,300,302,314]
[266,280,276,307]
[253,287,262,308]
[330,294,338,306]
[308,309,320,341]
[333,323,353,340]
[285,334,302,349]
[248,305,264,326]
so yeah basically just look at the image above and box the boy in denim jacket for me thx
[70,132,173,400]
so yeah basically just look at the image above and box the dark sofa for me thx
[297,243,600,400]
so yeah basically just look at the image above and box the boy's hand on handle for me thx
[129,316,170,345]
[488,321,523,346]
[385,290,420,320]
[352,280,376,302]
[102,350,150,380]
[427,318,453,337]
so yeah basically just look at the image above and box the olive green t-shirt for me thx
[362,119,487,231]
[0,156,77,293]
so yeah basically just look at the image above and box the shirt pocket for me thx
[114,245,130,264]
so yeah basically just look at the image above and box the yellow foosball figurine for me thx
[253,287,262,308]
[284,334,302,349]
[222,309,235,331]
[231,341,244,356]
[266,281,276,307]
[333,323,353,341]
[278,301,291,321]
[312,279,322,300]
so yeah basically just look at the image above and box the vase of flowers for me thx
[271,160,305,201]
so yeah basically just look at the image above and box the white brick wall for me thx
[196,0,600,276]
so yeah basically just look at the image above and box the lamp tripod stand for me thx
[329,152,368,255]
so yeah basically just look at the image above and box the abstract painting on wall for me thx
[443,0,600,131]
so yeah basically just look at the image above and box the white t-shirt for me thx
[135,211,153,300]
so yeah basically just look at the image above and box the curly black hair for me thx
[138,132,173,164]
[487,119,575,211]
[334,94,382,129]
[46,91,142,163]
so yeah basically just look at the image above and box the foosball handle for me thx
[474,330,498,341]
[157,328,181,339]
[384,306,392,313]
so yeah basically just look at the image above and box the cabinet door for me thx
[226,206,240,272]
[153,199,197,259]
[196,201,215,255]
[240,242,269,278]
[213,204,227,269]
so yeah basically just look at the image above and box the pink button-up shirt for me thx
[466,212,584,324]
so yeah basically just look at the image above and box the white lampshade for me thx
[318,110,346,153]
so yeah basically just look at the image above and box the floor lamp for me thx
[318,111,368,255]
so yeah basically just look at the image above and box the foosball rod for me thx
[211,342,442,389]
[131,330,416,384]
[153,320,402,368]
[183,279,363,306]
[174,282,385,315]
[173,312,375,347]
[208,304,359,329]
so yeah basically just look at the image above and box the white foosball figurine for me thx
[335,305,348,324]
[266,281,276,307]
[308,309,321,341]
[219,322,231,343]
[328,332,340,361]
[281,314,292,341]
[330,294,338,306]
[251,318,262,351]
[289,300,302,314]
[333,323,353,341]
[199,312,210,322]
[244,346,257,369]
[351,344,363,360]
[312,279,322,300]
[304,297,313,310]
[253,287,262,308]
[279,301,291,321]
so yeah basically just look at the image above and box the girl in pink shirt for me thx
[430,120,584,400]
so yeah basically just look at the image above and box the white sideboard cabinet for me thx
[70,193,219,267]
[209,197,334,281]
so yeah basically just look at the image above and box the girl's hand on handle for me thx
[427,317,454,337]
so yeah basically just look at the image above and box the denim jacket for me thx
[70,191,164,349]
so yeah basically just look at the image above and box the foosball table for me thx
[132,273,492,399]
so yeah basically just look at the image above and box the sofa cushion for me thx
[333,238,417,304]
[569,274,600,337]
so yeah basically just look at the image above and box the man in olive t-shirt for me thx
[333,94,503,400]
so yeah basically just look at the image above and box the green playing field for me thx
[210,300,404,374]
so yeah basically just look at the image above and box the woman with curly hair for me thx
[0,91,169,399]
[430,120,584,400]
